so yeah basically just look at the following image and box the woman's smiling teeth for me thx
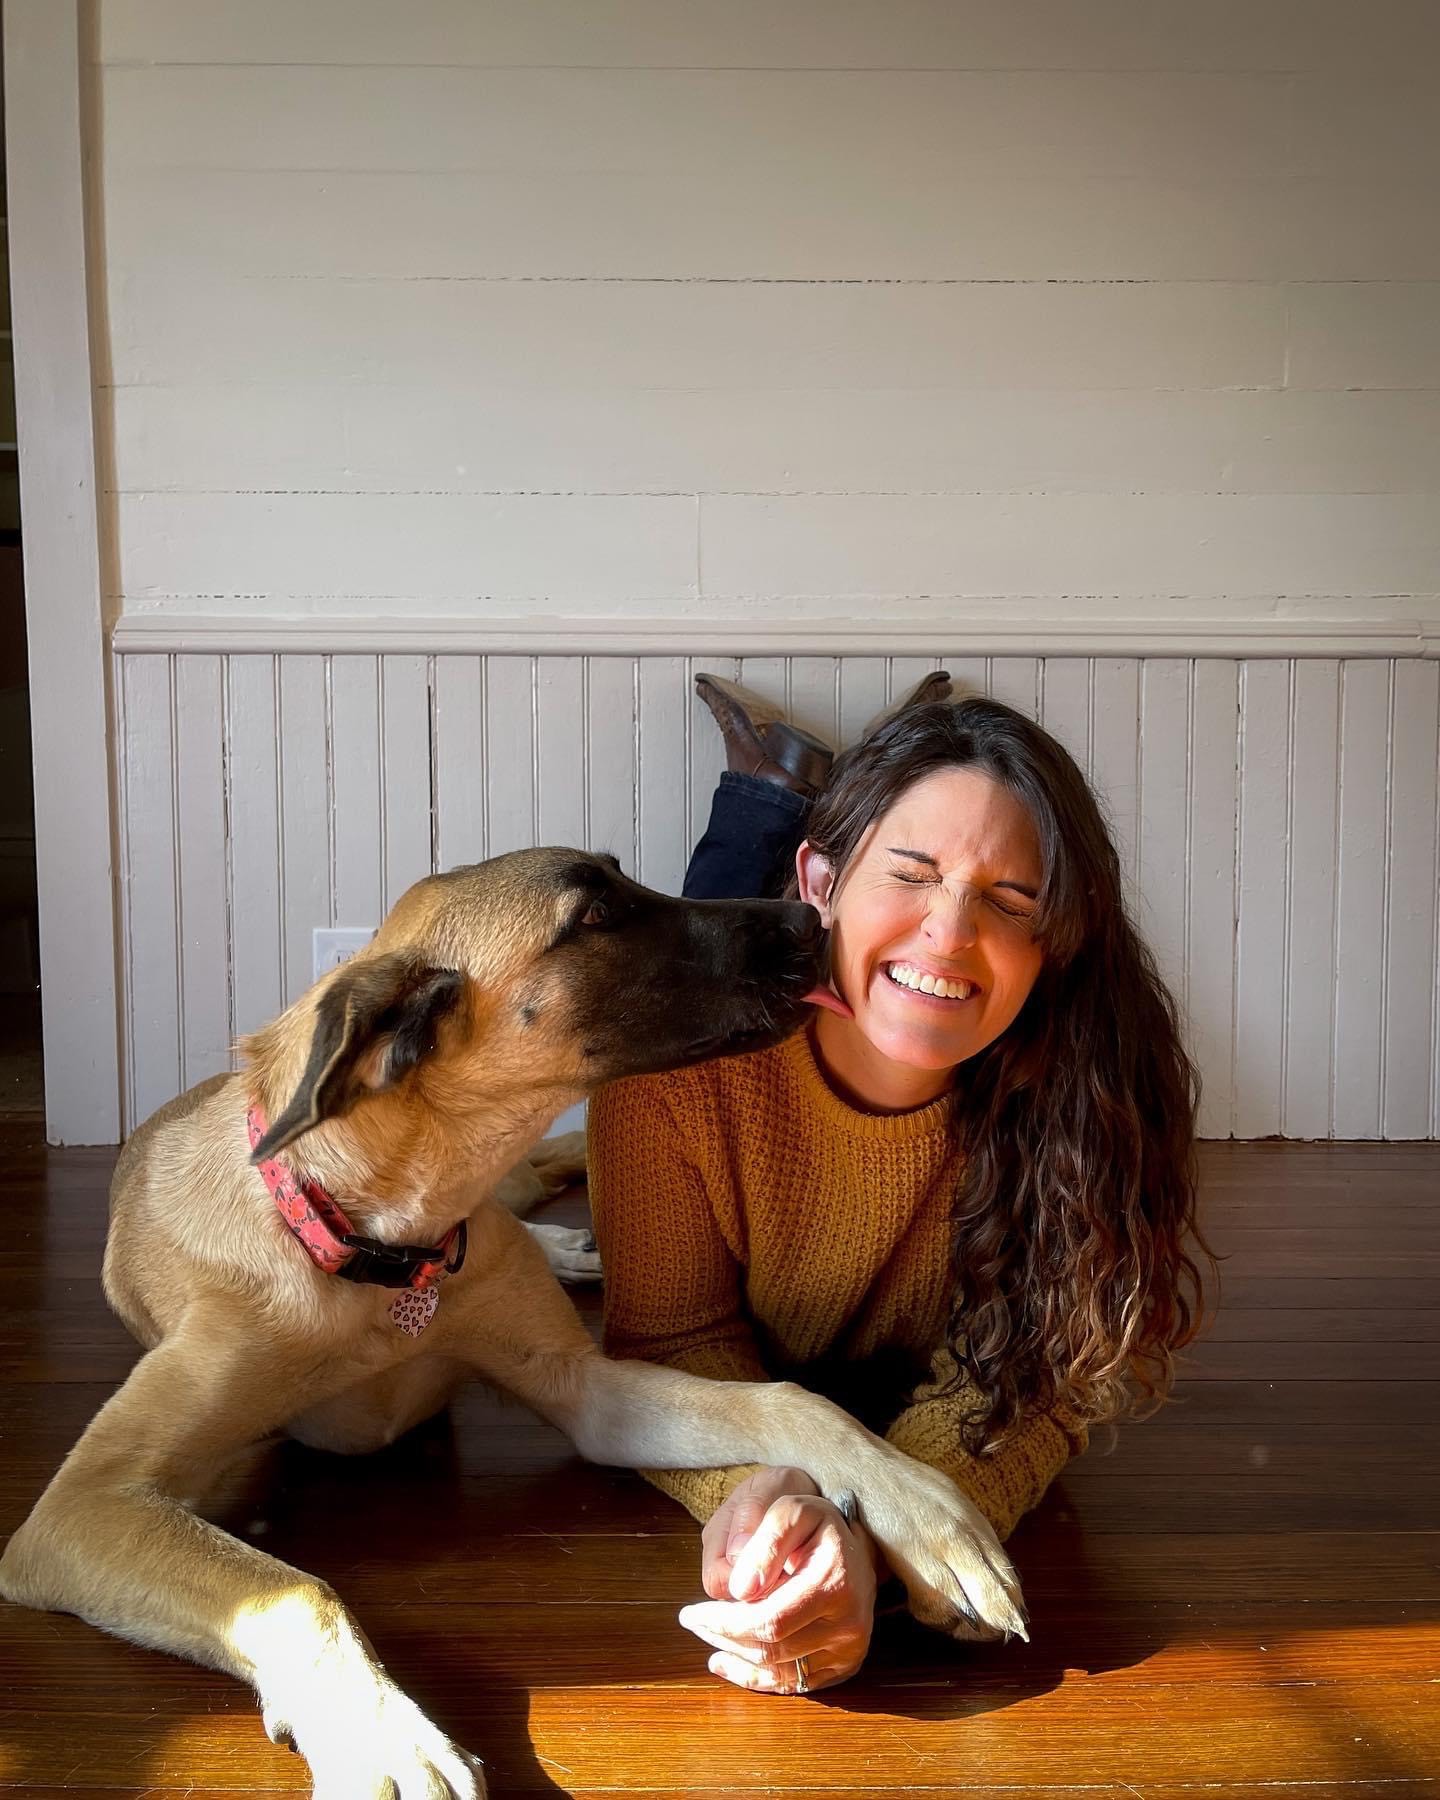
[884,961,975,1001]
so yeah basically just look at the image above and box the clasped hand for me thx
[678,1464,880,1694]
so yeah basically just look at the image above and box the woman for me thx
[589,682,1207,1697]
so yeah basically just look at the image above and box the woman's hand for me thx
[680,1465,880,1694]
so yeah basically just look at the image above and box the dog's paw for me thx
[852,1458,1027,1643]
[527,1128,588,1195]
[272,1682,485,1798]
[525,1219,603,1284]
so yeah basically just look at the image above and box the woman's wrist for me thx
[761,1465,821,1498]
[719,1465,819,1512]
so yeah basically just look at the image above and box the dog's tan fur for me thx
[0,849,1023,1799]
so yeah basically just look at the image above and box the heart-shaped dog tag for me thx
[390,1287,440,1337]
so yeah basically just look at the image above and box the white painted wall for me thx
[113,648,1440,1142]
[84,2,1440,1139]
[95,0,1439,640]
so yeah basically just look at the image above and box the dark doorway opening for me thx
[0,55,44,1120]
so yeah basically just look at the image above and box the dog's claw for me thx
[525,1220,604,1284]
[261,1706,296,1751]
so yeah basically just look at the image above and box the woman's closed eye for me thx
[890,866,1034,924]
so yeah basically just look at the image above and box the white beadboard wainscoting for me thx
[111,643,1440,1143]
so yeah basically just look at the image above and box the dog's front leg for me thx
[455,1226,1023,1644]
[0,1302,483,1799]
[558,1353,1025,1640]
[539,1351,1028,1638]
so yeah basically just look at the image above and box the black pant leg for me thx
[682,773,812,900]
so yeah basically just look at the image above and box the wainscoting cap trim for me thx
[109,612,1440,659]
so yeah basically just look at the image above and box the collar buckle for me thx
[336,1233,436,1288]
[334,1221,467,1289]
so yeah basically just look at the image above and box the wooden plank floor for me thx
[1,1127,1437,1798]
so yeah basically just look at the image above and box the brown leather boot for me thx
[860,669,953,741]
[694,674,834,797]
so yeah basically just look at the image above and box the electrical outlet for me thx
[312,927,376,982]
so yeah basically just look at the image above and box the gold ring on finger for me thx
[793,1654,810,1695]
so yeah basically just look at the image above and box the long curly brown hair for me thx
[800,695,1211,1450]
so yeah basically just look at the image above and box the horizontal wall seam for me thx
[111,615,1440,660]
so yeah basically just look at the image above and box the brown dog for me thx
[0,848,1024,1798]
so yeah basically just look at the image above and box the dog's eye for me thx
[580,900,610,927]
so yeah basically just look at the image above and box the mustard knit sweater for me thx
[589,1025,1086,1541]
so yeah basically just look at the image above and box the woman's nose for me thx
[923,888,980,952]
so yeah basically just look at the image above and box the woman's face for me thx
[797,765,1046,1084]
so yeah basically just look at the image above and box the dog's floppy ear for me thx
[250,952,465,1162]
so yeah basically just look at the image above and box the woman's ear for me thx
[794,841,835,926]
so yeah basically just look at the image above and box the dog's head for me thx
[245,848,824,1161]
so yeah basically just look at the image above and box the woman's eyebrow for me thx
[887,846,1038,901]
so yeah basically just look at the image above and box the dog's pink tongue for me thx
[802,984,855,1020]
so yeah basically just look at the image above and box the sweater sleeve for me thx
[884,1346,1088,1542]
[587,1072,768,1525]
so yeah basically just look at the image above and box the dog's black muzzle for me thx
[578,893,827,1081]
